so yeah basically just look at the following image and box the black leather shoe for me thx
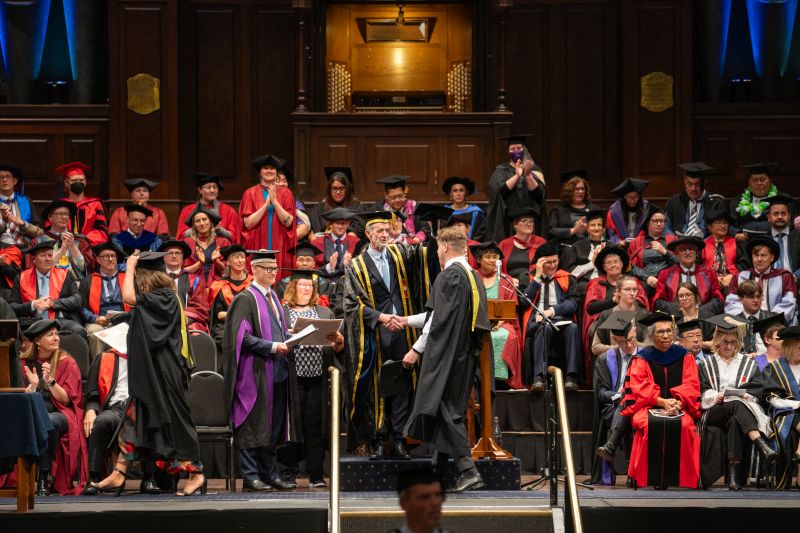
[754,435,778,464]
[81,483,100,496]
[36,475,52,496]
[596,442,615,463]
[728,462,742,491]
[267,477,296,490]
[564,375,580,392]
[447,470,485,493]
[140,477,162,494]
[391,441,411,460]
[530,375,545,393]
[369,442,385,460]
[243,479,271,492]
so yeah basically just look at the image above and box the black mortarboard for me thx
[288,269,317,281]
[560,169,588,183]
[777,325,800,340]
[0,164,23,182]
[24,240,56,256]
[415,204,453,223]
[677,319,704,336]
[585,209,606,223]
[766,194,795,210]
[290,241,323,257]
[469,241,504,260]
[184,204,222,227]
[746,236,779,261]
[704,201,733,224]
[533,240,559,261]
[157,239,192,258]
[376,175,410,189]
[396,467,441,493]
[277,164,293,184]
[123,178,158,192]
[678,162,715,179]
[593,246,630,275]
[194,173,224,190]
[357,210,402,227]
[251,154,285,170]
[506,206,540,222]
[441,176,476,196]
[499,133,532,145]
[743,162,778,177]
[641,206,665,230]
[638,311,677,327]
[753,314,787,339]
[743,228,768,239]
[248,249,280,264]
[92,241,125,261]
[667,235,704,253]
[378,359,413,398]
[41,199,76,220]
[444,213,473,228]
[704,314,746,334]
[124,203,154,218]
[610,178,649,197]
[598,311,637,337]
[321,207,355,222]
[324,166,354,184]
[219,244,247,260]
[136,250,167,271]
[22,319,61,341]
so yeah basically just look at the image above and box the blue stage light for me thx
[746,0,798,77]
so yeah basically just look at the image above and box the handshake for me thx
[379,313,408,332]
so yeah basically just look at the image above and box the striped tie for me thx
[686,201,701,237]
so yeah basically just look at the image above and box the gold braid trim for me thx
[456,262,480,331]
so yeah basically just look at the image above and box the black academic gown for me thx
[486,163,546,241]
[403,261,491,457]
[590,348,631,485]
[547,203,601,243]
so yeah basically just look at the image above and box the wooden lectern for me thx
[470,299,516,460]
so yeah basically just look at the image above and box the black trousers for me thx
[705,401,758,462]
[526,321,580,378]
[283,375,325,481]
[239,380,287,483]
[379,327,410,443]
[87,402,126,475]
[40,411,68,472]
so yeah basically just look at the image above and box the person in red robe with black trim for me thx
[19,319,88,495]
[176,173,241,244]
[81,242,129,360]
[54,161,108,247]
[312,207,360,276]
[621,311,701,489]
[627,206,677,299]
[498,207,546,290]
[159,239,210,334]
[0,242,22,298]
[240,154,297,275]
[653,236,724,317]
[181,204,231,286]
[702,200,741,291]
[109,178,170,239]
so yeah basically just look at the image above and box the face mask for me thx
[510,149,524,163]
[69,182,86,195]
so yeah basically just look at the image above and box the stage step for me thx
[340,456,521,491]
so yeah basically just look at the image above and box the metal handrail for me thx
[548,366,583,533]
[329,366,341,533]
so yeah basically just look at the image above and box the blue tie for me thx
[776,233,787,269]
[38,274,49,319]
[378,253,390,288]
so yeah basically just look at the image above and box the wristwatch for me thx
[47,378,56,388]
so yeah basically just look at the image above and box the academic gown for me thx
[0,243,22,298]
[176,201,241,244]
[605,200,650,245]
[486,163,546,241]
[621,346,701,489]
[109,205,170,238]
[308,199,364,235]
[590,347,632,485]
[725,268,797,325]
[209,275,253,348]
[404,262,491,457]
[239,186,297,274]
[448,204,487,242]
[653,264,725,317]
[112,230,163,257]
[174,272,211,334]
[183,236,231,286]
[547,203,601,243]
[60,196,108,247]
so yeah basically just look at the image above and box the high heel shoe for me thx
[177,474,207,496]
[90,467,128,497]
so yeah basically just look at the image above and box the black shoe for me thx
[243,479,271,492]
[177,474,207,496]
[140,477,162,495]
[267,477,296,490]
[309,478,327,489]
[564,375,580,392]
[391,441,411,460]
[728,463,742,491]
[36,473,52,496]
[81,474,101,495]
[531,375,545,393]
[754,436,778,464]
[369,442,385,460]
[90,467,128,497]
[596,443,615,463]
[447,470,485,493]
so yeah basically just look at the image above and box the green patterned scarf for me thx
[736,184,777,217]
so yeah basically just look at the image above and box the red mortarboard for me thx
[55,161,91,178]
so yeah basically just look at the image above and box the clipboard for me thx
[292,317,344,347]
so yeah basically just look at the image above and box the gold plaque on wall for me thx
[640,71,673,112]
[127,73,160,115]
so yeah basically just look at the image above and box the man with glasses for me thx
[653,235,724,317]
[55,161,108,247]
[676,319,709,363]
[370,175,427,244]
[81,242,127,360]
[0,164,44,247]
[111,204,164,260]
[223,249,298,492]
[176,173,241,243]
[37,199,93,282]
[158,239,210,333]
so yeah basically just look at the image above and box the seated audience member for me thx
[181,204,231,285]
[309,167,363,235]
[280,270,345,488]
[311,207,359,276]
[498,207,546,290]
[108,178,170,239]
[653,236,724,317]
[0,164,44,246]
[752,314,786,371]
[176,173,241,243]
[9,241,85,338]
[276,164,310,242]
[159,239,210,333]
[521,241,580,391]
[560,209,606,294]
[677,318,710,363]
[208,245,253,350]
[591,276,648,357]
[605,178,650,246]
[621,312,701,489]
[0,296,22,387]
[392,468,448,533]
[548,169,600,245]
[730,162,795,235]
[55,161,109,247]
[628,206,676,298]
[0,242,22,299]
[698,315,777,490]
[733,280,781,354]
[471,241,524,390]
[592,313,639,485]
[703,200,740,290]
[725,236,797,325]
[81,242,127,360]
[673,282,715,337]
[111,204,163,260]
[665,162,718,237]
[20,319,88,495]
[370,175,426,243]
[749,326,800,489]
[443,176,486,241]
[274,241,332,305]
[764,194,800,274]
[39,199,93,281]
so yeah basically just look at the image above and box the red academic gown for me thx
[489,273,525,390]
[175,201,242,244]
[182,236,231,286]
[311,233,360,268]
[175,271,211,334]
[498,235,546,274]
[0,244,22,290]
[239,185,297,275]
[60,196,108,247]
[652,263,724,310]
[109,205,170,236]
[621,348,701,489]
[702,236,739,280]
[627,233,677,268]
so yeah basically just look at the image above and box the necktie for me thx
[378,253,390,288]
[682,269,695,285]
[38,275,49,319]
[687,201,701,236]
[541,278,551,310]
[745,316,756,353]
[715,242,727,275]
[335,238,343,270]
[170,272,180,280]
[102,275,115,298]
[776,233,788,270]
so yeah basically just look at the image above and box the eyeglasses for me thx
[295,282,314,289]
[164,251,184,257]
[654,329,673,336]
[719,340,738,346]
[649,219,665,225]
[331,186,346,193]
[386,193,406,202]
[515,219,534,225]
[98,254,117,261]
[50,211,70,218]
[253,265,279,273]
[482,253,500,260]
[0,174,14,181]
[681,333,702,341]
[677,293,695,299]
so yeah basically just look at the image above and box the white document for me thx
[285,324,318,348]
[723,388,747,398]
[91,322,129,355]
[292,317,344,347]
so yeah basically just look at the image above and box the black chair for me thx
[59,332,90,382]
[189,331,218,374]
[187,371,235,491]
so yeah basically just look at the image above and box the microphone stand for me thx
[496,264,560,332]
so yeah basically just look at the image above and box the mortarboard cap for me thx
[746,236,780,262]
[184,204,222,227]
[585,209,606,223]
[499,133,532,145]
[324,166,353,184]
[638,311,677,327]
[22,319,61,341]
[376,175,410,190]
[610,178,649,197]
[777,325,800,340]
[396,467,441,494]
[24,240,56,256]
[277,164,293,184]
[704,200,733,224]
[667,235,704,253]
[469,241,503,260]
[357,210,402,227]
[194,173,223,190]
[560,169,588,183]
[55,161,90,178]
[290,241,323,257]
[443,212,473,228]
[248,249,280,265]
[704,314,746,334]
[41,199,76,220]
[123,178,158,192]
[219,244,247,260]
[92,241,125,261]
[415,203,453,223]
[677,318,704,336]
[593,246,630,275]
[753,314,787,339]
[743,228,768,239]
[506,206,540,222]
[136,250,168,271]
[533,240,559,261]
[288,268,317,281]
[678,162,715,179]
[766,194,794,210]
[441,176,476,196]
[598,311,637,337]
[743,162,778,177]
[251,154,285,171]
[157,239,192,258]
[0,164,23,183]
[124,203,154,218]
[321,207,355,222]
[378,359,413,398]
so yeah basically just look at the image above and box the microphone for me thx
[496,259,503,277]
